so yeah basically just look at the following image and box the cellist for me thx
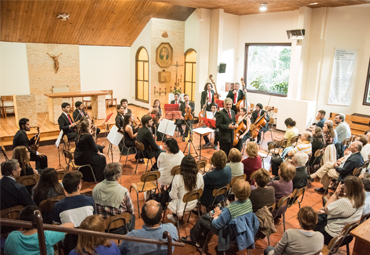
[200,83,214,111]
[179,94,195,142]
[234,107,251,151]
[250,103,270,145]
[226,82,246,113]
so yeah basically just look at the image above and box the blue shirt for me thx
[4,230,65,255]
[69,241,120,255]
[119,223,178,255]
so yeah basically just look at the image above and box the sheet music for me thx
[158,119,176,136]
[55,130,64,148]
[206,111,214,119]
[193,127,214,135]
[107,125,124,146]
[158,119,170,134]
[165,122,176,136]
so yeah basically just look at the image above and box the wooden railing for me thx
[0,210,184,255]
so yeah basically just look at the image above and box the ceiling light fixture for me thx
[309,3,318,5]
[260,3,267,12]
[57,13,70,21]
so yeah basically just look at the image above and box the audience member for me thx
[167,155,204,222]
[200,150,231,207]
[314,176,364,245]
[12,146,38,176]
[4,205,73,255]
[357,135,370,161]
[226,148,244,178]
[322,121,335,148]
[281,118,299,147]
[268,162,295,204]
[69,215,120,255]
[182,179,258,251]
[291,152,309,190]
[242,142,262,183]
[119,200,178,255]
[361,175,370,215]
[157,138,184,186]
[264,206,324,255]
[92,163,135,234]
[325,120,338,144]
[287,131,312,157]
[249,168,275,212]
[315,110,326,128]
[334,114,351,143]
[32,168,64,206]
[310,126,324,165]
[364,132,370,160]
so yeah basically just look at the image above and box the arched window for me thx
[136,47,149,103]
[184,49,196,102]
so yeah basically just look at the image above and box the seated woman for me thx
[272,118,298,147]
[122,113,143,163]
[147,99,164,141]
[242,142,262,183]
[314,176,364,245]
[32,168,64,205]
[69,215,121,255]
[74,119,106,182]
[12,146,38,176]
[310,126,324,165]
[200,150,231,208]
[167,155,204,222]
[234,107,251,152]
[158,138,184,186]
[226,148,244,178]
[250,168,275,212]
[267,161,295,204]
[264,206,324,255]
[323,121,335,149]
[182,179,255,249]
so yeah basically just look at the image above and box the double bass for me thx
[236,78,246,112]
[209,74,220,102]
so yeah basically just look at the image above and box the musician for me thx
[250,103,270,145]
[234,107,251,152]
[170,93,181,105]
[122,113,143,163]
[73,101,100,135]
[147,99,164,141]
[171,93,184,136]
[179,94,195,142]
[13,118,48,170]
[202,103,219,150]
[120,98,132,115]
[226,82,245,113]
[137,115,163,170]
[58,102,77,140]
[115,105,125,133]
[200,83,215,111]
[216,98,237,157]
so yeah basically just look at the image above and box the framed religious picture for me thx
[156,42,173,68]
[158,70,171,82]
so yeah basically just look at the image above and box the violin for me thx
[31,115,48,151]
[184,104,193,121]
[209,74,220,101]
[236,78,246,112]
[233,113,250,146]
[132,117,142,129]
[151,108,160,123]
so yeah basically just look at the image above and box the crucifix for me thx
[47,53,62,73]
[171,61,184,89]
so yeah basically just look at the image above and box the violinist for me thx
[120,98,132,115]
[179,94,195,142]
[250,103,270,145]
[234,107,251,151]
[58,102,77,140]
[147,99,164,141]
[216,98,237,157]
[115,105,125,132]
[171,93,184,137]
[202,103,219,149]
[123,113,143,163]
[73,101,100,135]
[226,82,245,113]
[200,83,214,111]
[13,118,48,170]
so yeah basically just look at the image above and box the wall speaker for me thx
[219,63,226,73]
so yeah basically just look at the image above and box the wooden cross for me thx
[171,61,184,86]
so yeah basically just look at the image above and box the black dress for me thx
[74,134,106,182]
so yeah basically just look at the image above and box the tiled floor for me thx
[1,121,352,255]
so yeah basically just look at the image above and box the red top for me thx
[242,156,262,184]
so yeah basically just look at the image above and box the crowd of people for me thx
[1,96,370,255]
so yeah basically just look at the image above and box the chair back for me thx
[0,205,24,219]
[268,141,279,151]
[57,170,69,181]
[230,174,246,187]
[140,171,160,183]
[279,139,288,148]
[291,136,299,147]
[63,149,74,160]
[135,141,145,151]
[104,212,131,232]
[17,174,40,187]
[339,221,359,245]
[310,149,324,166]
[363,160,370,170]
[288,187,305,207]
[1,146,9,160]
[170,165,181,176]
[39,195,65,221]
[183,189,203,204]
[273,195,290,219]
[324,235,345,255]
[352,167,362,177]
[267,203,276,213]
[197,160,207,173]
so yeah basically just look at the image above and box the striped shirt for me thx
[292,141,312,155]
[227,199,253,220]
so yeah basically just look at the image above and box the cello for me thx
[250,96,272,139]
[233,113,250,146]
[236,78,246,112]
[209,74,220,102]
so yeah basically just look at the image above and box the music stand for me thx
[55,130,65,170]
[182,121,198,158]
[193,127,214,160]
[106,125,123,163]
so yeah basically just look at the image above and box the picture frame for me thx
[158,71,171,82]
[156,42,173,68]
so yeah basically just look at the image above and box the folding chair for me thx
[134,141,153,173]
[104,212,132,239]
[39,195,65,223]
[119,138,137,167]
[17,174,40,193]
[321,235,345,255]
[0,205,24,219]
[63,149,97,183]
[196,160,207,174]
[207,184,230,211]
[272,195,290,231]
[288,187,305,209]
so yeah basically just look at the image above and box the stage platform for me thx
[0,105,149,149]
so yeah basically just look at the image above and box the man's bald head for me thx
[141,200,162,226]
[350,141,362,154]
[301,131,312,142]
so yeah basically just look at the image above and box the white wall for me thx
[79,45,130,102]
[0,42,30,95]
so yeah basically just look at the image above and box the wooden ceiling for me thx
[0,0,195,46]
[153,0,370,16]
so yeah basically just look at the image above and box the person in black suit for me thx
[13,118,48,170]
[226,82,245,113]
[58,102,77,140]
[171,93,184,136]
[170,93,181,105]
[73,101,100,135]
[215,98,237,157]
[115,105,125,133]
[136,115,164,170]
[250,103,270,144]
[120,98,132,115]
[74,119,106,182]
[202,103,219,149]
[200,83,215,111]
[179,94,195,142]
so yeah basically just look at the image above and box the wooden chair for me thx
[1,146,9,160]
[0,205,24,219]
[259,141,280,168]
[196,160,207,174]
[208,184,230,211]
[288,187,305,209]
[17,174,40,188]
[130,171,160,218]
[227,174,246,200]
[134,141,153,173]
[290,136,299,147]
[104,212,132,236]
[352,166,363,177]
[57,170,69,182]
[321,235,345,255]
[0,95,15,118]
[278,139,288,154]
[39,195,65,223]
[102,90,117,108]
[272,195,290,232]
[170,165,181,177]
[119,135,137,167]
[360,212,370,224]
[63,149,97,183]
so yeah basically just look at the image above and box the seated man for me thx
[73,101,100,135]
[291,152,309,190]
[315,110,326,128]
[171,93,184,136]
[136,115,164,171]
[250,103,269,145]
[92,162,135,234]
[4,205,74,255]
[119,200,177,255]
[120,98,132,115]
[310,141,364,193]
[58,102,77,140]
[334,113,351,143]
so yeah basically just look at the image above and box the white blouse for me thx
[168,172,204,217]
[157,151,184,186]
